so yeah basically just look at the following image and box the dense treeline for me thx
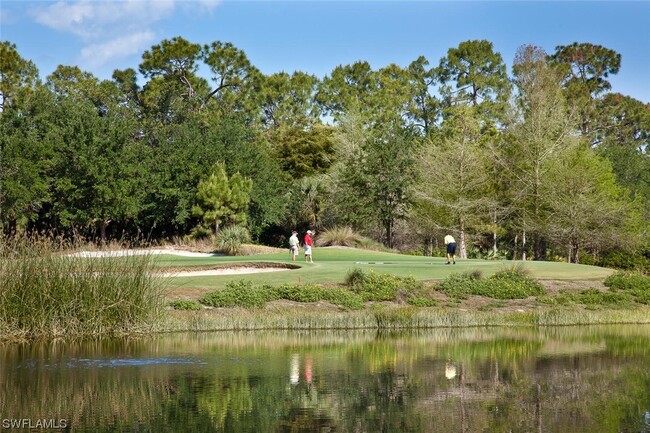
[1,38,648,266]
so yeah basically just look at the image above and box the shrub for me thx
[407,296,438,307]
[322,288,365,310]
[436,272,479,299]
[200,280,272,308]
[598,250,650,273]
[168,300,202,311]
[347,269,423,302]
[437,269,544,300]
[604,271,650,292]
[315,226,362,247]
[344,268,367,287]
[188,225,213,240]
[272,284,325,303]
[214,226,251,256]
[556,289,632,307]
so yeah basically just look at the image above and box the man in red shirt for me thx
[304,230,314,263]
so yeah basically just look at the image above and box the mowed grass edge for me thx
[156,246,614,291]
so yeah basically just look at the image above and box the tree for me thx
[550,42,621,138]
[438,40,510,121]
[328,110,419,248]
[0,41,39,112]
[270,125,335,179]
[316,61,375,122]
[202,41,261,113]
[416,105,493,258]
[505,44,575,260]
[43,68,142,241]
[257,71,320,129]
[545,144,641,262]
[192,162,252,234]
[405,56,441,136]
[0,86,52,231]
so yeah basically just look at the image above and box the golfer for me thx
[444,234,456,265]
[289,230,300,262]
[304,230,314,263]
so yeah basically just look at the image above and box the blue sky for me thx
[2,1,649,102]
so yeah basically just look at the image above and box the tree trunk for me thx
[522,230,527,261]
[534,236,546,261]
[459,217,467,259]
[492,210,498,255]
[513,234,518,261]
[99,219,110,245]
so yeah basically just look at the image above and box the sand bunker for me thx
[66,249,222,258]
[67,249,293,276]
[162,267,289,277]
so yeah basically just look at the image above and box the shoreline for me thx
[4,305,650,343]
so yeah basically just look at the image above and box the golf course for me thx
[156,246,613,292]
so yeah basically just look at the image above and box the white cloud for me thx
[31,0,175,39]
[27,0,219,69]
[80,30,156,69]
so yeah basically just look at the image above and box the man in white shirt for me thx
[444,234,456,265]
[289,231,299,262]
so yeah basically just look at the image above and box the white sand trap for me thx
[67,249,222,258]
[163,267,289,277]
[66,249,292,276]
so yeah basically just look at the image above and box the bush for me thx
[598,250,650,273]
[188,225,213,240]
[322,288,365,310]
[549,289,632,308]
[200,280,272,308]
[168,300,202,311]
[436,272,479,299]
[316,226,362,247]
[272,284,325,303]
[214,226,251,256]
[437,269,544,300]
[604,271,650,292]
[347,269,423,302]
[407,296,438,307]
[344,268,367,287]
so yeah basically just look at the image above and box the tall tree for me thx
[416,105,493,258]
[192,162,253,234]
[0,41,39,112]
[405,56,441,136]
[550,42,621,138]
[316,61,375,122]
[438,39,510,121]
[544,144,641,262]
[44,67,141,241]
[201,41,260,114]
[257,71,320,129]
[505,44,575,260]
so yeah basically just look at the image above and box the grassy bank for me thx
[0,237,165,340]
[159,306,650,333]
[2,240,647,341]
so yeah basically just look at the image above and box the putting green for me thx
[153,247,614,290]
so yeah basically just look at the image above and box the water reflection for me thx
[1,326,650,432]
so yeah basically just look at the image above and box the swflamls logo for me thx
[2,419,68,429]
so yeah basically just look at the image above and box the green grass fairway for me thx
[155,247,614,290]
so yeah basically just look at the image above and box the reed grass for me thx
[158,306,650,332]
[0,235,165,339]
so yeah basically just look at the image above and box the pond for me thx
[2,326,650,432]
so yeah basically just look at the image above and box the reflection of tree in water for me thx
[2,328,650,432]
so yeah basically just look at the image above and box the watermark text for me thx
[2,419,68,429]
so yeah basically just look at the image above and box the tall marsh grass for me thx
[0,236,165,339]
